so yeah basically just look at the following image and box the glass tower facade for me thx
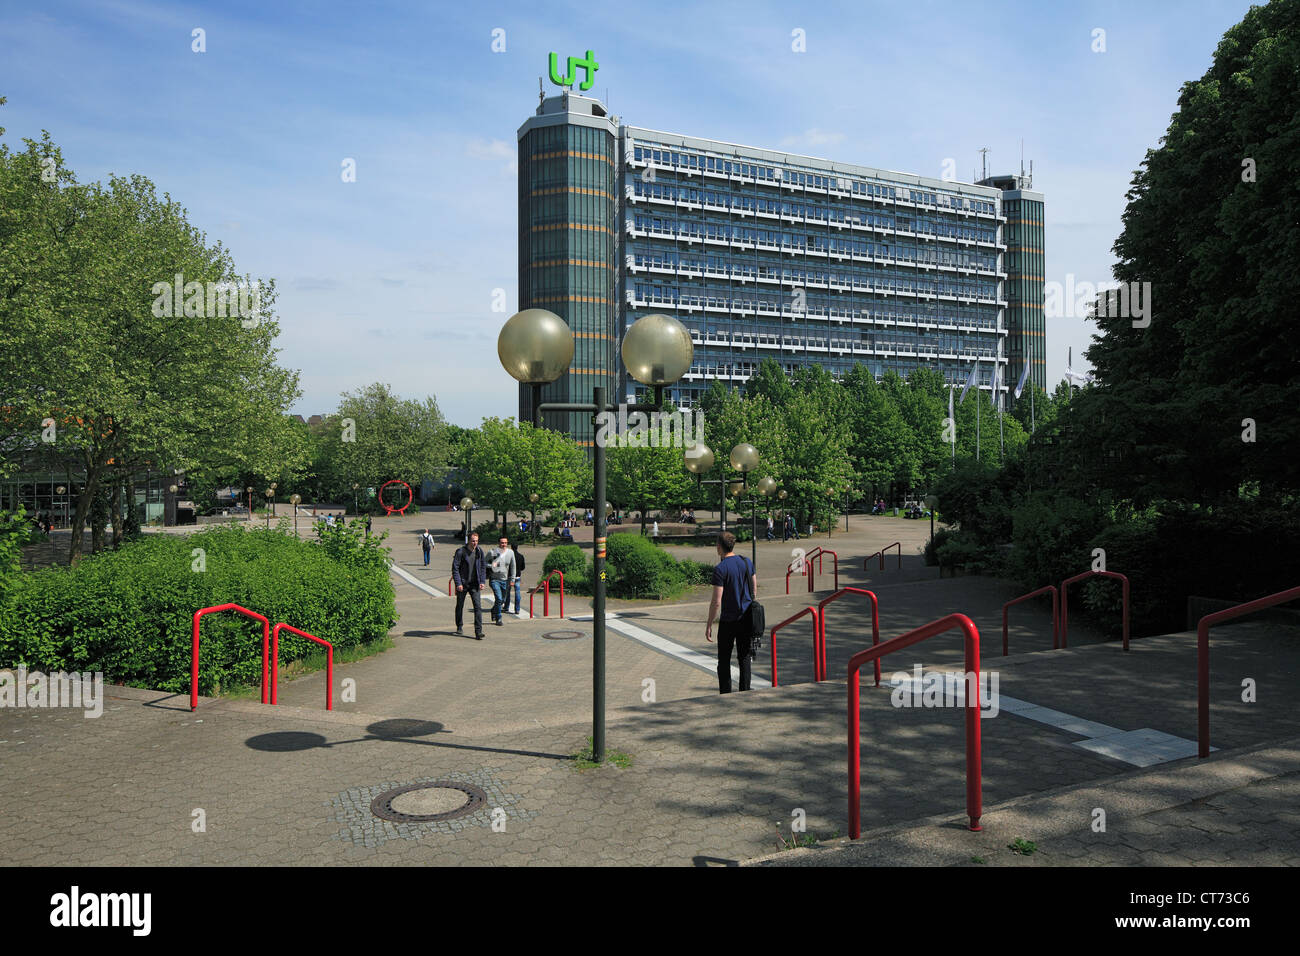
[518,95,1044,436]
[517,93,618,446]
[981,175,1046,396]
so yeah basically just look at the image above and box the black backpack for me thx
[516,550,526,573]
[743,556,765,656]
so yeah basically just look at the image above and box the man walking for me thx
[506,542,524,614]
[420,528,435,567]
[486,536,516,626]
[705,531,757,694]
[452,532,488,639]
[766,514,775,541]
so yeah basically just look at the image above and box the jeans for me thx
[717,608,754,694]
[422,548,430,566]
[455,586,484,634]
[511,579,521,614]
[490,579,508,622]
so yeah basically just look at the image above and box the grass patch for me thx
[775,825,839,850]
[1008,838,1038,856]
[970,855,986,864]
[570,736,632,770]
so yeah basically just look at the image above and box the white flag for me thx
[991,364,1001,394]
[1014,362,1031,399]
[947,385,955,443]
[1064,366,1095,387]
[959,362,978,404]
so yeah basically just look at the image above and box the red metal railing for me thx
[805,547,839,592]
[1197,585,1300,758]
[1002,585,1060,656]
[270,623,334,710]
[848,613,983,839]
[1060,570,1130,650]
[817,588,879,685]
[786,553,811,594]
[769,606,820,688]
[864,541,902,571]
[191,603,271,712]
[529,569,565,618]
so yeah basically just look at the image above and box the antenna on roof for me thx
[538,77,544,108]
[978,147,990,182]
[1029,159,1033,189]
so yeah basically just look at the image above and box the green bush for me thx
[542,544,588,580]
[0,521,396,695]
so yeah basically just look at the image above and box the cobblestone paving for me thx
[7,509,1298,865]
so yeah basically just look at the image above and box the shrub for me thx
[0,522,396,695]
[542,544,588,581]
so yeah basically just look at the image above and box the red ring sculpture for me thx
[378,479,413,516]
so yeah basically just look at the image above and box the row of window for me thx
[629,145,996,214]
[629,245,997,277]
[629,213,997,247]
[630,283,1000,319]
[631,264,998,302]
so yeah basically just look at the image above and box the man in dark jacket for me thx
[452,532,488,639]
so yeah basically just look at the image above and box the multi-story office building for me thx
[980,173,1046,395]
[517,91,1044,442]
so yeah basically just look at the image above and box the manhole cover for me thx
[542,629,585,641]
[370,781,487,823]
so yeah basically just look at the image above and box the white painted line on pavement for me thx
[388,562,529,617]
[571,612,772,689]
[889,673,1204,766]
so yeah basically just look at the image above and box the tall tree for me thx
[1086,0,1300,504]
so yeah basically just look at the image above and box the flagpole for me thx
[976,377,981,463]
[998,374,1005,462]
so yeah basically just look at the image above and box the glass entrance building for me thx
[518,92,1045,440]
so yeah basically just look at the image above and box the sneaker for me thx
[495,619,503,626]
[475,633,484,640]
[456,627,463,635]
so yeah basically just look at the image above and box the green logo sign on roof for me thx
[549,50,599,91]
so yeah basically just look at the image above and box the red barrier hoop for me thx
[191,603,271,711]
[378,479,413,516]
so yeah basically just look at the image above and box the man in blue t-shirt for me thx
[706,531,757,693]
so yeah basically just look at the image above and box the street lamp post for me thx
[499,309,691,763]
[290,494,302,536]
[529,493,539,545]
[264,489,273,528]
[924,493,939,547]
[270,482,277,517]
[246,486,254,522]
[460,496,474,545]
[352,482,359,517]
[685,442,761,537]
[748,476,777,568]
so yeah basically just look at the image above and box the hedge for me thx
[0,521,396,695]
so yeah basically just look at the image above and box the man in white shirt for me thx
[486,536,517,626]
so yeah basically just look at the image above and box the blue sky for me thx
[0,0,1259,425]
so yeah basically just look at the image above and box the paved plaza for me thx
[4,510,1298,865]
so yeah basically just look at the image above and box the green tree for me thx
[1086,0,1300,503]
[319,383,448,505]
[1,112,303,560]
[607,441,694,534]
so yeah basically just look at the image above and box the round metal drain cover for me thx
[370,781,487,823]
[542,629,585,641]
